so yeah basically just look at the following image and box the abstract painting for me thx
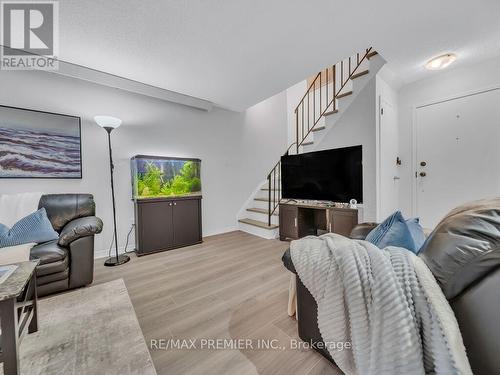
[0,105,82,178]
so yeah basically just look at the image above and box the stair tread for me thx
[351,69,369,79]
[249,50,375,236]
[239,218,278,229]
[323,109,339,117]
[255,196,284,203]
[247,207,279,216]
[336,91,353,99]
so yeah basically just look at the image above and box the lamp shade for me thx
[94,115,122,129]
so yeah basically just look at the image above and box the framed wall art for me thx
[0,105,82,178]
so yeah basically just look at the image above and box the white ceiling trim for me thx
[53,59,214,111]
[1,44,214,111]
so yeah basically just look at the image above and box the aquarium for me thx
[131,155,201,199]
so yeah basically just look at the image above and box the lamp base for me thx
[104,254,131,267]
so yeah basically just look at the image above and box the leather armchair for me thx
[282,198,500,374]
[30,194,103,297]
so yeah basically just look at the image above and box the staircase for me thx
[238,48,384,239]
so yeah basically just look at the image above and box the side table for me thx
[0,260,39,375]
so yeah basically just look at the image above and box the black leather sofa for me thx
[283,200,500,374]
[30,194,103,297]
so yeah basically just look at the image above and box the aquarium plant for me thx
[131,156,201,199]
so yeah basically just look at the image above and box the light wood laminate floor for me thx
[94,231,342,375]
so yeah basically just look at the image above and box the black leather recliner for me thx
[30,194,103,297]
[283,198,500,375]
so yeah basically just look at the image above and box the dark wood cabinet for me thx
[279,202,358,240]
[329,208,358,237]
[138,200,173,253]
[134,196,202,256]
[172,199,201,247]
[279,205,298,240]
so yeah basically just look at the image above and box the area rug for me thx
[2,279,156,375]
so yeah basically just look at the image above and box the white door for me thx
[415,88,500,228]
[378,98,400,220]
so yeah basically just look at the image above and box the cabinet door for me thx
[279,205,298,240]
[331,209,358,237]
[139,201,173,253]
[172,199,201,247]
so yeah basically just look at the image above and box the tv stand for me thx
[279,201,359,241]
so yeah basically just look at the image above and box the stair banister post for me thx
[273,167,276,216]
[295,108,299,154]
[333,64,336,110]
[268,173,272,226]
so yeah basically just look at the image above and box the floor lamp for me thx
[94,116,131,267]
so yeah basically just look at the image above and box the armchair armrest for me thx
[58,216,103,247]
[283,224,379,274]
[349,222,378,240]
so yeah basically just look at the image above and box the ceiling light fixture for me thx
[425,53,457,70]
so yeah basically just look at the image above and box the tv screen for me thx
[281,145,362,202]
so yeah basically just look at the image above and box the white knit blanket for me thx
[290,233,472,375]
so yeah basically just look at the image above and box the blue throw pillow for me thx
[0,208,59,248]
[365,211,416,252]
[405,218,426,253]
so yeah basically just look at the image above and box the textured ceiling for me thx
[55,0,500,110]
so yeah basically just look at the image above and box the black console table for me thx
[0,260,39,375]
[279,201,359,241]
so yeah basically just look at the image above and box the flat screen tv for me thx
[281,145,362,202]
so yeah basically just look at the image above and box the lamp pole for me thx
[95,118,131,267]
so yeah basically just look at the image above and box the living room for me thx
[0,1,499,374]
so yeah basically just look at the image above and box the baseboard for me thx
[203,225,238,237]
[94,245,135,260]
[94,226,238,259]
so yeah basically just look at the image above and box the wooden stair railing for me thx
[263,47,376,226]
[294,47,374,152]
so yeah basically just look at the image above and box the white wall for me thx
[314,77,378,221]
[236,90,289,208]
[376,67,400,220]
[398,54,500,217]
[376,67,400,115]
[0,69,288,257]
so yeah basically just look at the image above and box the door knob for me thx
[419,172,427,177]
[420,161,427,167]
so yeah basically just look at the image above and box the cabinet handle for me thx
[174,202,177,206]
[294,218,297,227]
[169,203,172,206]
